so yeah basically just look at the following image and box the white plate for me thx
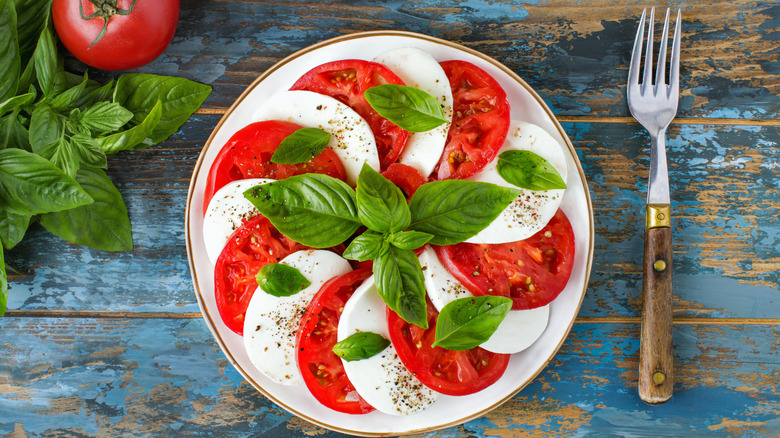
[185,31,594,436]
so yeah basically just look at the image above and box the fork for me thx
[627,7,681,404]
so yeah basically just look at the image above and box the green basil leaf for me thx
[29,104,62,151]
[114,74,211,143]
[356,163,410,233]
[32,26,56,96]
[48,71,90,111]
[332,332,390,362]
[70,133,108,169]
[14,0,52,66]
[364,84,448,132]
[386,230,432,251]
[36,136,78,176]
[0,209,31,249]
[0,92,35,117]
[96,100,160,154]
[78,101,134,135]
[0,112,31,151]
[408,180,519,245]
[80,78,114,109]
[0,148,92,215]
[255,263,311,297]
[497,150,567,191]
[0,246,7,316]
[244,174,361,248]
[343,230,388,262]
[38,165,131,251]
[0,0,20,102]
[432,295,512,351]
[270,127,330,164]
[374,246,428,328]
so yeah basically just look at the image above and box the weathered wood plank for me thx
[4,117,778,320]
[0,319,777,436]
[77,0,780,120]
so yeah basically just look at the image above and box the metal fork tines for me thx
[627,7,681,405]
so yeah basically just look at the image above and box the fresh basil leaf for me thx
[0,92,35,117]
[432,296,512,351]
[386,230,432,251]
[48,71,90,111]
[0,148,93,215]
[96,100,161,154]
[70,133,108,169]
[364,84,448,132]
[255,263,311,297]
[270,127,330,164]
[356,163,410,233]
[0,112,30,151]
[1,245,7,316]
[332,332,390,362]
[408,180,519,245]
[14,0,52,66]
[29,104,62,151]
[78,101,134,135]
[343,230,388,262]
[497,150,567,191]
[37,136,78,176]
[32,26,56,96]
[0,0,20,102]
[244,174,361,248]
[39,165,131,251]
[114,74,211,143]
[374,246,428,328]
[0,209,31,249]
[80,78,114,108]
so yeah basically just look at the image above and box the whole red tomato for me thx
[52,0,179,71]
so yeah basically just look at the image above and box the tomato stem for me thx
[79,0,138,49]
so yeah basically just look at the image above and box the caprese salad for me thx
[201,47,575,417]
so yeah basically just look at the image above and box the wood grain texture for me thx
[0,319,778,437]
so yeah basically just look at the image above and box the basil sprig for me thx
[256,263,311,297]
[270,127,331,165]
[432,296,513,351]
[497,150,567,191]
[332,332,390,362]
[245,164,518,329]
[364,84,448,132]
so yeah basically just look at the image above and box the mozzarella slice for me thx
[338,275,438,415]
[203,178,273,264]
[374,48,453,178]
[418,246,549,354]
[252,90,379,186]
[243,250,352,385]
[466,121,568,244]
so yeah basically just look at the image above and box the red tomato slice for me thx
[203,120,347,215]
[387,299,510,396]
[434,209,575,310]
[290,60,409,170]
[381,163,426,198]
[296,268,375,414]
[214,215,310,335]
[435,60,510,180]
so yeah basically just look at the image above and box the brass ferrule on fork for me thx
[646,204,671,229]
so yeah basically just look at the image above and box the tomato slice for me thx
[435,60,510,180]
[296,268,375,414]
[290,60,409,170]
[434,209,575,310]
[387,299,510,396]
[381,163,426,199]
[203,120,347,215]
[214,215,310,335]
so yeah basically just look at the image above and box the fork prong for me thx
[655,8,671,89]
[669,9,682,94]
[642,7,656,88]
[628,7,647,86]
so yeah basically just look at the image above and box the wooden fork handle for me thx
[639,205,674,403]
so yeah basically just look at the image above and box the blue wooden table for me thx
[2,1,779,436]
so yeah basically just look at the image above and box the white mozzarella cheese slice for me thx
[466,121,568,244]
[418,246,549,354]
[338,275,438,415]
[243,250,352,385]
[374,47,453,178]
[252,90,379,186]
[202,178,273,264]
